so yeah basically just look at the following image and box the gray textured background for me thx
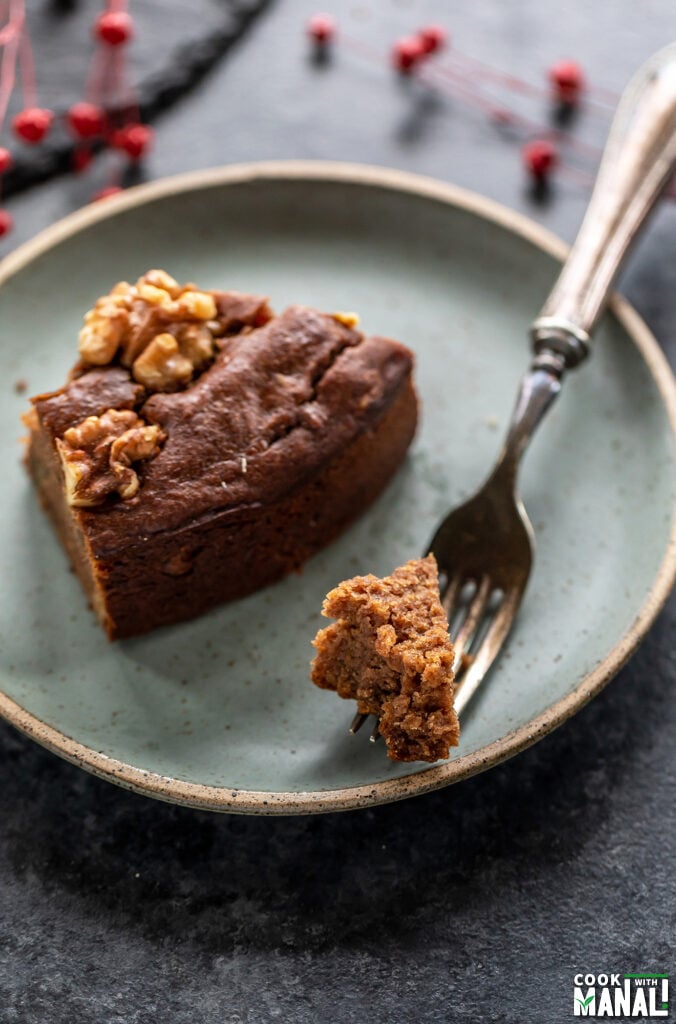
[0,2,674,1022]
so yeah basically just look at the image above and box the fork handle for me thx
[494,46,676,486]
[531,43,676,368]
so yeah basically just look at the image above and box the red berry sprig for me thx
[110,122,154,160]
[419,25,448,55]
[392,36,426,74]
[67,101,107,139]
[306,22,602,192]
[307,13,336,46]
[81,2,155,201]
[8,0,54,151]
[392,24,448,75]
[94,10,134,47]
[549,60,585,105]
[12,106,54,143]
[0,0,154,230]
[8,0,54,149]
[522,139,559,182]
[72,148,94,174]
[0,209,13,237]
[0,1,57,236]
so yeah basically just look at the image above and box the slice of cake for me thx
[311,555,459,762]
[23,269,418,639]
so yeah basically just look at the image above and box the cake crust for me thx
[311,555,459,762]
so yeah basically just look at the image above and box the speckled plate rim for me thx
[1,161,675,815]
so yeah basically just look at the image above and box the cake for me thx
[311,555,459,762]
[24,269,418,639]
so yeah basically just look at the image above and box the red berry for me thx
[110,123,153,160]
[0,209,13,237]
[0,147,12,174]
[92,186,123,203]
[307,13,336,44]
[549,60,585,104]
[94,11,134,46]
[12,107,54,144]
[418,25,448,55]
[72,148,94,173]
[392,36,426,74]
[522,139,558,180]
[67,102,106,139]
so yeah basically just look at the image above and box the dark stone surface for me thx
[4,0,270,198]
[0,2,674,1021]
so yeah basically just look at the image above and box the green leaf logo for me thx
[577,996,594,1008]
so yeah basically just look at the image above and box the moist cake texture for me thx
[311,555,459,762]
[24,270,418,638]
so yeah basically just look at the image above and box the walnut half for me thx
[130,321,218,392]
[131,333,194,392]
[57,408,165,507]
[77,270,221,391]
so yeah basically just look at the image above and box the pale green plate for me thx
[1,163,674,814]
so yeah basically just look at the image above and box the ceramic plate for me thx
[1,163,674,814]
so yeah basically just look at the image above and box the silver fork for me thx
[351,43,676,743]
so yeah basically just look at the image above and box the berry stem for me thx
[0,0,23,131]
[117,39,140,123]
[108,44,125,107]
[338,32,386,66]
[18,0,38,110]
[439,46,618,113]
[85,42,109,106]
[0,0,22,46]
[447,49,545,99]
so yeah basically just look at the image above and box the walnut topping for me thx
[171,290,217,320]
[76,270,230,392]
[78,304,129,365]
[131,333,194,392]
[142,269,181,297]
[137,282,173,307]
[177,323,215,369]
[57,408,165,507]
[332,311,360,329]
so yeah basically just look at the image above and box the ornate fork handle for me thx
[495,44,676,486]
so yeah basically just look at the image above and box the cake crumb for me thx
[14,379,27,394]
[311,554,459,762]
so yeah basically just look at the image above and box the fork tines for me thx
[349,711,380,741]
[348,571,513,739]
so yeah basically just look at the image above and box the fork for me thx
[351,43,676,742]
